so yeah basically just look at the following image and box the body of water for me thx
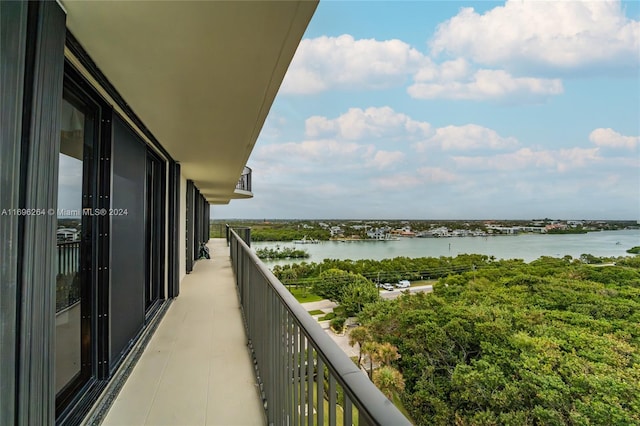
[252,229,640,267]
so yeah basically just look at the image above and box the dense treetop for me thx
[357,255,640,425]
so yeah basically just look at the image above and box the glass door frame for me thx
[144,148,166,317]
[55,63,112,421]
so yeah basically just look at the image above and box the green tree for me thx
[312,268,353,301]
[373,366,405,400]
[340,280,379,316]
[359,257,640,425]
[375,342,401,366]
[361,341,379,380]
[348,326,369,368]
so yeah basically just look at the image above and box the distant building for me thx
[57,228,80,242]
[329,226,344,237]
[366,226,391,239]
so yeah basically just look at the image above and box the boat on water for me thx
[374,234,400,241]
[293,235,319,244]
[334,234,399,242]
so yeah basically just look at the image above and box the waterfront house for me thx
[330,226,344,237]
[367,226,392,239]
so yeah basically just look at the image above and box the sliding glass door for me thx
[55,94,95,412]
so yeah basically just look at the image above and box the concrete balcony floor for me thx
[101,239,265,426]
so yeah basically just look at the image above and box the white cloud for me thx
[372,167,459,190]
[430,0,640,73]
[305,107,432,140]
[280,35,424,94]
[414,124,519,152]
[408,68,563,102]
[308,183,348,197]
[256,138,403,173]
[281,34,566,102]
[589,128,639,149]
[258,139,367,164]
[452,147,601,172]
[366,150,405,169]
[417,167,459,183]
[372,173,422,190]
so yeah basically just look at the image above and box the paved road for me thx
[301,300,358,358]
[379,284,433,300]
[300,299,337,311]
[301,286,435,360]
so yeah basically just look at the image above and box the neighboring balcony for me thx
[233,166,253,199]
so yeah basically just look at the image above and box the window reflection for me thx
[55,99,84,395]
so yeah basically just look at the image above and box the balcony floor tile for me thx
[101,239,265,426]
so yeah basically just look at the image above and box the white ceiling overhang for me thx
[61,0,317,204]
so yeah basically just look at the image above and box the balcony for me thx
[232,166,253,199]
[99,232,410,425]
[100,239,264,425]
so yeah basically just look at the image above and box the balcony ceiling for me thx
[61,0,317,204]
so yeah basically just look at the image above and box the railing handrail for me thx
[229,228,411,425]
[57,240,81,246]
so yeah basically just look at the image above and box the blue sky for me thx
[213,0,640,220]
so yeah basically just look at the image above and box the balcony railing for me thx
[229,228,411,426]
[236,166,252,192]
[56,241,81,312]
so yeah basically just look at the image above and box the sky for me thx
[213,0,640,220]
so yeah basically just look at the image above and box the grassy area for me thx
[311,380,357,426]
[289,287,324,304]
[308,309,325,316]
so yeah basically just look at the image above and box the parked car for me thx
[380,283,394,291]
[396,280,411,288]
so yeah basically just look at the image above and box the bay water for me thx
[253,229,640,267]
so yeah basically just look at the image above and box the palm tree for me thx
[347,326,369,368]
[375,342,400,366]
[361,341,379,379]
[372,366,405,400]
